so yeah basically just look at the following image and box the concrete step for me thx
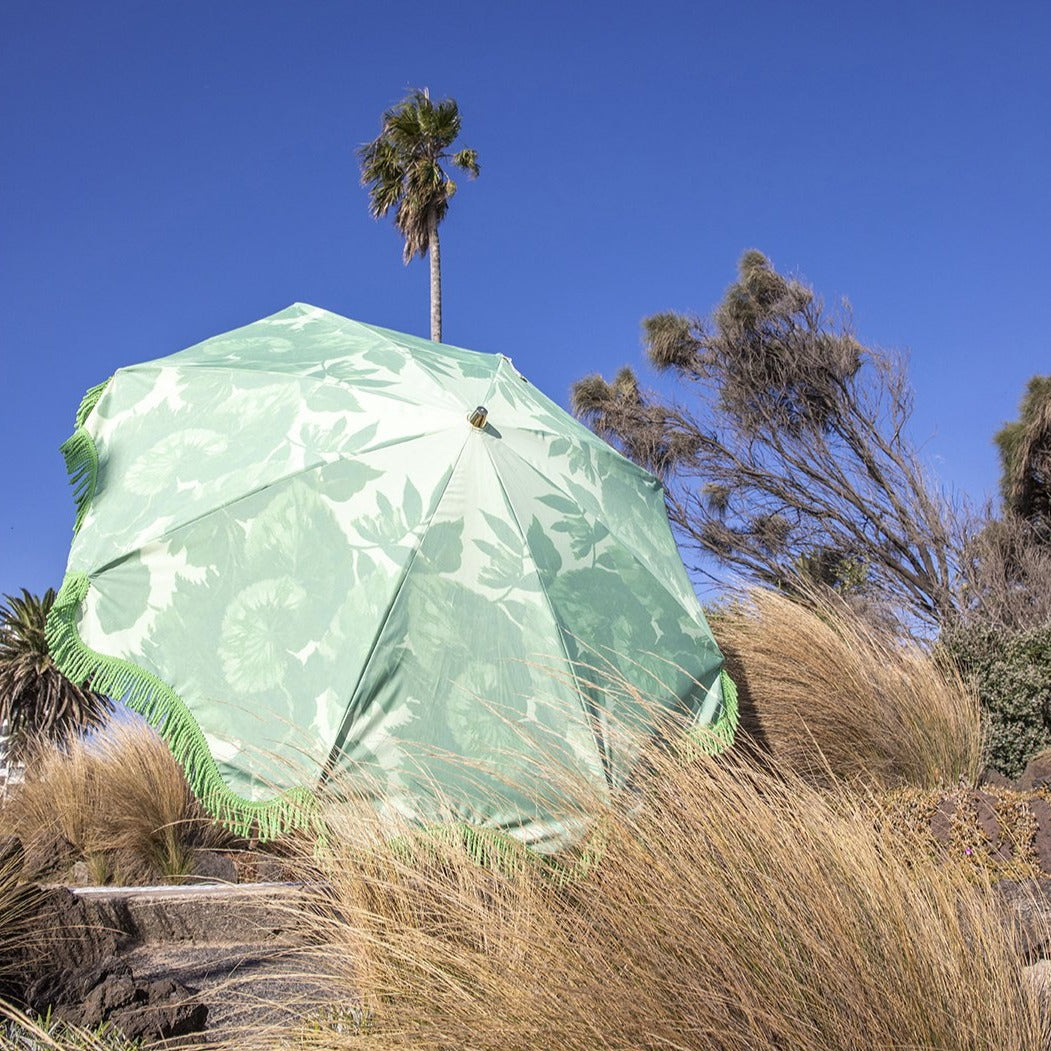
[59,883,344,1042]
[121,940,343,1040]
[70,881,310,949]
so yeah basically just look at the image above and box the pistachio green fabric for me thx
[49,304,733,848]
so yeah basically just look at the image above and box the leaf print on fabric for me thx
[313,459,383,503]
[123,429,230,496]
[307,420,379,460]
[417,519,463,574]
[244,482,340,567]
[90,553,153,635]
[92,367,196,435]
[476,538,524,592]
[362,341,408,373]
[526,518,563,577]
[549,566,657,657]
[403,478,423,531]
[323,368,398,392]
[297,379,365,417]
[551,515,610,561]
[79,539,211,663]
[218,379,301,426]
[174,333,297,367]
[218,577,307,694]
[563,478,605,520]
[481,511,521,550]
[355,491,413,553]
[566,441,598,483]
[538,493,577,516]
[444,679,523,758]
[311,689,343,752]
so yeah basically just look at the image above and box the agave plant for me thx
[0,589,110,762]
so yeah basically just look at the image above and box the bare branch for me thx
[572,251,961,632]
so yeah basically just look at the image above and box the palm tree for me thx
[0,588,110,764]
[359,88,480,343]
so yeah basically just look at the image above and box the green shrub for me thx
[940,623,1051,779]
[0,1012,140,1050]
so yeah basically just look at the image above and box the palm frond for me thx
[0,588,111,761]
[452,148,480,177]
[358,88,479,267]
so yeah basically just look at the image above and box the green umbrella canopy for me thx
[47,305,735,848]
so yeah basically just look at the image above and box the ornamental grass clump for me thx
[1,721,235,884]
[285,746,1044,1051]
[0,855,39,1010]
[714,586,983,788]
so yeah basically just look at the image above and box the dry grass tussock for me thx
[0,721,235,884]
[284,749,1047,1051]
[0,858,39,1009]
[714,586,983,789]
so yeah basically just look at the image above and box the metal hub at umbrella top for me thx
[47,304,735,848]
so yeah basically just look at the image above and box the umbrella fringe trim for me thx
[44,570,735,859]
[374,821,608,884]
[59,377,113,536]
[713,668,739,748]
[59,429,100,536]
[46,570,318,841]
[679,668,738,759]
[75,378,112,429]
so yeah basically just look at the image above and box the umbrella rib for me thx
[316,436,473,790]
[495,439,698,615]
[146,359,470,414]
[490,440,724,721]
[81,425,461,575]
[332,318,504,404]
[505,371,658,481]
[480,441,612,789]
[78,456,333,576]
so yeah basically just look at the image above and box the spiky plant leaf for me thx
[0,589,111,761]
[453,147,480,177]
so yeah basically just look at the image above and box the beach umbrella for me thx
[47,305,735,848]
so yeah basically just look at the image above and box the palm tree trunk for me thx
[429,213,441,343]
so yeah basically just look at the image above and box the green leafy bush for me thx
[940,623,1051,779]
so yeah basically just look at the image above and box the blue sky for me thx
[2,0,1049,600]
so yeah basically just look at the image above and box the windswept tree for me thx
[572,251,958,630]
[359,88,480,343]
[994,375,1051,538]
[942,376,1051,775]
[0,588,110,762]
[955,375,1051,630]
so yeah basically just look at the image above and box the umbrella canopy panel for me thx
[49,305,733,846]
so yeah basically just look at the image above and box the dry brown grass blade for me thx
[1,721,237,884]
[714,586,983,789]
[0,598,1022,1051]
[277,747,1045,1051]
